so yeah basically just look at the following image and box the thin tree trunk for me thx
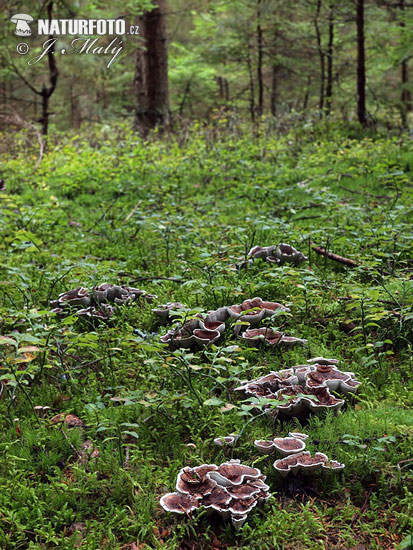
[256,0,264,116]
[39,2,58,135]
[303,76,312,110]
[356,0,367,126]
[217,76,224,100]
[134,0,169,135]
[400,0,411,125]
[314,0,325,115]
[0,67,6,130]
[271,65,278,116]
[325,6,334,115]
[224,79,229,101]
[179,81,191,115]
[247,44,255,121]
[271,31,278,116]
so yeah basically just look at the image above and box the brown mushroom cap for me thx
[160,492,200,514]
[273,437,306,452]
[201,486,232,508]
[193,328,219,340]
[214,463,260,485]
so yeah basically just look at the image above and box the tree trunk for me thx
[134,0,170,135]
[325,6,334,115]
[400,0,411,126]
[314,0,325,115]
[224,79,229,101]
[356,0,367,126]
[256,0,264,116]
[39,3,58,136]
[271,64,278,116]
[303,76,312,110]
[247,44,256,121]
[270,31,278,117]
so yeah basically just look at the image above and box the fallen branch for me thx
[311,242,359,268]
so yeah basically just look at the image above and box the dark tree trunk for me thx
[178,81,191,115]
[270,31,278,116]
[325,6,334,115]
[356,0,367,126]
[247,44,256,121]
[224,79,229,101]
[256,0,264,116]
[314,0,325,114]
[400,0,411,125]
[0,68,6,130]
[271,64,278,116]
[38,3,58,135]
[134,0,169,135]
[217,76,224,100]
[303,76,312,110]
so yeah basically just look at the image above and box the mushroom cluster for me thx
[76,304,115,322]
[254,432,308,456]
[50,283,156,320]
[227,297,290,327]
[160,307,228,349]
[254,432,344,476]
[158,297,292,348]
[248,243,307,266]
[235,357,360,418]
[242,327,307,348]
[273,451,344,477]
[295,357,361,395]
[160,459,271,531]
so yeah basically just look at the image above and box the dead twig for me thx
[311,242,359,268]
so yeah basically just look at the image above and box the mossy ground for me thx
[0,123,412,549]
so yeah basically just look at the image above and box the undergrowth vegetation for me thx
[0,123,412,549]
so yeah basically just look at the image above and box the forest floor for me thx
[0,124,412,550]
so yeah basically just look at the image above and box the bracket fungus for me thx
[227,297,290,328]
[295,358,361,395]
[242,328,307,348]
[254,435,307,456]
[51,284,156,312]
[152,302,186,323]
[76,305,114,322]
[248,243,307,266]
[235,369,300,399]
[236,369,345,418]
[161,324,196,349]
[273,451,345,477]
[160,313,224,350]
[160,460,271,531]
[213,434,239,447]
[193,328,221,348]
[274,385,344,417]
